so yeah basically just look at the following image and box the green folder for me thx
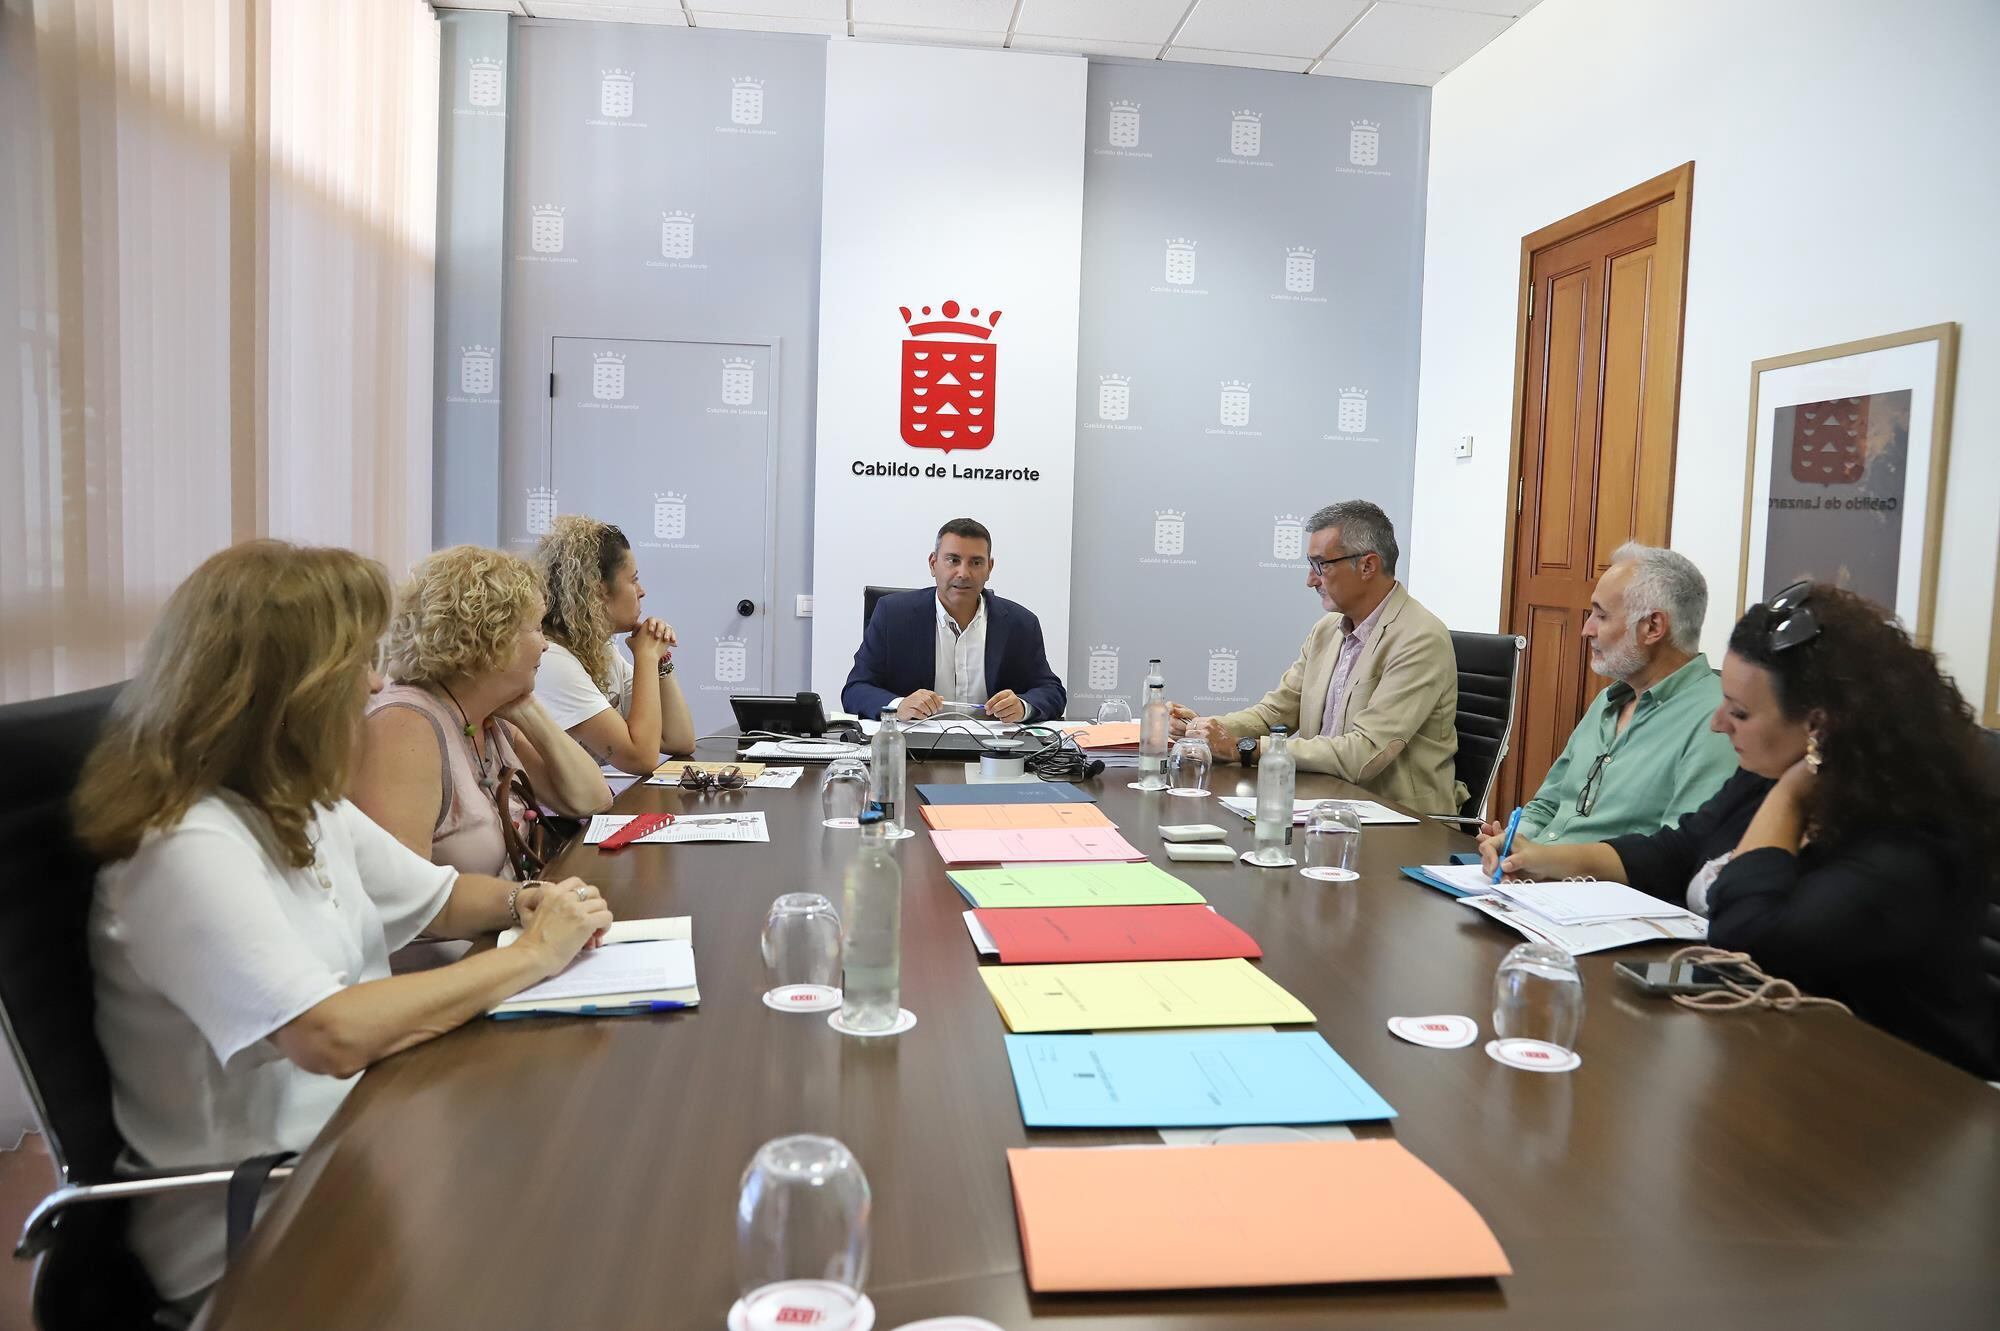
[949,861,1206,909]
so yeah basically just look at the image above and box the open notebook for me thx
[489,916,699,1016]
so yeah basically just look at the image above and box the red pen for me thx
[598,812,674,851]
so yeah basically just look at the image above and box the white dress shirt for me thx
[936,594,989,705]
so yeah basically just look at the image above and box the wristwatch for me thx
[1237,736,1261,768]
[658,657,675,677]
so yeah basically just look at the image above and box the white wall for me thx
[1410,0,2000,702]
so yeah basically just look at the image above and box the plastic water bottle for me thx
[869,708,906,836]
[1252,726,1297,864]
[1138,659,1169,791]
[839,816,902,1031]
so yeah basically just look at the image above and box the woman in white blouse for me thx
[530,515,696,775]
[74,541,614,1307]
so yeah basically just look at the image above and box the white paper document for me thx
[1420,864,1689,923]
[505,938,697,1004]
[1217,796,1418,826]
[1459,894,1706,955]
[583,812,770,844]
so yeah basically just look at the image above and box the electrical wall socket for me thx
[1454,435,1475,459]
[795,594,814,617]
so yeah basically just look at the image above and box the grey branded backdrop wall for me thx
[490,21,826,735]
[434,10,510,548]
[1066,63,1430,719]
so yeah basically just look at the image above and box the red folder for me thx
[971,904,1261,964]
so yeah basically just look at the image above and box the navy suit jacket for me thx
[841,589,1067,721]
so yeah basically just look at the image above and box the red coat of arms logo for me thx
[1790,396,1868,486]
[899,299,999,452]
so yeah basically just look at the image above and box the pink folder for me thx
[919,803,1114,832]
[928,827,1148,865]
[1007,1139,1511,1292]
[972,905,1260,963]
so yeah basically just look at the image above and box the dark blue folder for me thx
[914,781,1094,805]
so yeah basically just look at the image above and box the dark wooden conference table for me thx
[199,745,2000,1330]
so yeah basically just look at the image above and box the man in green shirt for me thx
[1481,543,1737,853]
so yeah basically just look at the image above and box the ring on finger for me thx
[574,886,589,901]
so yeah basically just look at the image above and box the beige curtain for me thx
[0,0,439,703]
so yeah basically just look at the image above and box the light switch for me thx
[796,595,814,617]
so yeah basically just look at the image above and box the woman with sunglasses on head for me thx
[76,542,614,1309]
[1491,582,1997,1076]
[351,546,613,885]
[531,515,697,776]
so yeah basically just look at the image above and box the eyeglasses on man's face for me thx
[1307,552,1367,578]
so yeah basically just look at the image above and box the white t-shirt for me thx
[535,640,635,731]
[90,793,456,1299]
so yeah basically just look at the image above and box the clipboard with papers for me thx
[489,916,701,1017]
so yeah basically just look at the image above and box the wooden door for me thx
[1497,164,1693,811]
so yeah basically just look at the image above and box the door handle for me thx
[736,599,756,617]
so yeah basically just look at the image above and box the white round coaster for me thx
[1240,849,1298,868]
[1300,866,1359,882]
[1485,1037,1581,1073]
[881,826,917,841]
[888,1319,1005,1331]
[763,985,842,1013]
[1167,788,1210,799]
[822,816,861,830]
[728,1284,874,1331]
[1203,1125,1316,1145]
[828,1006,917,1038]
[1127,780,1169,792]
[1388,1015,1479,1049]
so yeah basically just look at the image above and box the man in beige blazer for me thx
[1173,500,1466,814]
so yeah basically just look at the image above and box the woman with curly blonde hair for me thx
[531,515,695,774]
[75,541,612,1306]
[351,545,612,880]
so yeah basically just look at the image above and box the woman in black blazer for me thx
[1493,583,1997,1078]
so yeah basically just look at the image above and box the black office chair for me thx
[1444,631,1526,822]
[0,684,291,1330]
[862,584,918,629]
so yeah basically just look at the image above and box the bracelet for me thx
[658,658,675,677]
[505,883,523,928]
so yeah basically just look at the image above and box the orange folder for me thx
[1006,1139,1510,1292]
[918,803,1114,832]
[1069,721,1140,749]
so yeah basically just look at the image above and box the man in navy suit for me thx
[842,518,1068,723]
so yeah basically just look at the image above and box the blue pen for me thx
[493,1000,690,1021]
[1492,806,1523,884]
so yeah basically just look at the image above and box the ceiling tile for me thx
[1175,0,1368,57]
[1009,33,1163,59]
[523,2,688,21]
[1164,46,1312,72]
[852,23,1007,47]
[692,0,842,17]
[1014,0,1190,45]
[1328,1,1511,70]
[1400,0,1537,14]
[854,0,1017,26]
[690,11,846,33]
[1309,56,1440,85]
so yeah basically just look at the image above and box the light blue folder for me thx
[1001,1031,1396,1129]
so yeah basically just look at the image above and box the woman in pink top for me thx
[352,546,613,878]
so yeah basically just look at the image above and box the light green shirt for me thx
[1520,654,1737,845]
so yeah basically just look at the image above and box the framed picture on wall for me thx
[1737,322,1959,647]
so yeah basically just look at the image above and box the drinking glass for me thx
[820,759,869,829]
[1094,697,1134,725]
[735,1135,871,1331]
[761,893,841,1008]
[1167,737,1211,798]
[1493,942,1585,1051]
[1300,802,1362,881]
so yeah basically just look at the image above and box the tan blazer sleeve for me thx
[1285,620,1454,783]
[1210,626,1318,740]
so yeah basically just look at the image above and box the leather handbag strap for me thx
[226,1152,296,1261]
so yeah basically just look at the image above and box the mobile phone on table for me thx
[1613,959,1751,995]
